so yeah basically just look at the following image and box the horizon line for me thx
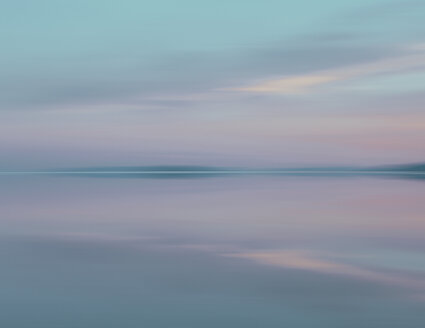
[0,170,425,176]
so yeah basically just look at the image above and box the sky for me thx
[1,0,425,169]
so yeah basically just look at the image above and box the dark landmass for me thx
[40,163,425,180]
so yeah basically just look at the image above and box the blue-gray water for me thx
[1,174,425,327]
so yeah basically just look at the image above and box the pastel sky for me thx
[1,0,425,169]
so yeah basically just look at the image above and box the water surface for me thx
[1,174,424,327]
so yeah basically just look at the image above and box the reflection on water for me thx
[1,174,425,327]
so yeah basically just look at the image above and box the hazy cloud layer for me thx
[1,0,424,167]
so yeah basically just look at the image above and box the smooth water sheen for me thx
[1,175,425,327]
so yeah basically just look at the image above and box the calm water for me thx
[1,175,425,327]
